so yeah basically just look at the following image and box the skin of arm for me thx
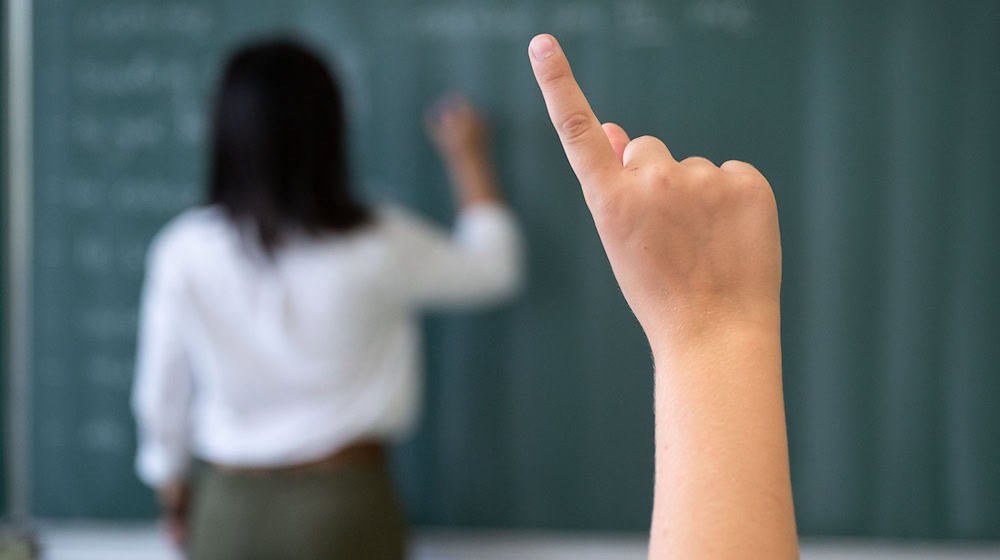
[425,96,502,208]
[157,481,190,549]
[528,34,798,559]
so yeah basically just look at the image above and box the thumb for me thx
[602,123,630,165]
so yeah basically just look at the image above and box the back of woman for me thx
[132,39,522,559]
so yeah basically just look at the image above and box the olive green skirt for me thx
[188,461,407,560]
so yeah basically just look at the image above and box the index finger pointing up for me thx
[529,34,620,195]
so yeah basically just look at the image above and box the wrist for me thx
[157,481,189,507]
[446,155,501,207]
[648,303,780,372]
[443,148,487,170]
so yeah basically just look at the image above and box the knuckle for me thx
[538,64,569,86]
[639,163,672,186]
[632,135,659,147]
[558,112,594,143]
[729,169,758,191]
[623,135,674,169]
[680,157,720,189]
[727,172,776,212]
[681,156,714,167]
[630,135,665,155]
[686,163,717,186]
[721,159,759,180]
[720,159,746,172]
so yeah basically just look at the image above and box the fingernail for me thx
[530,35,555,60]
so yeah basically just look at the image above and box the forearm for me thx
[649,324,798,559]
[443,152,500,208]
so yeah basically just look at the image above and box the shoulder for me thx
[374,204,432,229]
[372,203,452,238]
[146,206,229,269]
[368,204,445,247]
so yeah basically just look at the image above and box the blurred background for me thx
[3,0,999,558]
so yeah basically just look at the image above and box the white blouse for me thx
[132,203,523,487]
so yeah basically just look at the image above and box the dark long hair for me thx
[208,39,370,253]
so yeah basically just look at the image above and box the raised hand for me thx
[528,34,781,347]
[528,34,797,559]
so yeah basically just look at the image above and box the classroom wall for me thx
[1,0,7,519]
[780,0,1000,537]
[12,0,1000,538]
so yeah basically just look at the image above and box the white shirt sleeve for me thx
[388,202,525,308]
[131,230,195,488]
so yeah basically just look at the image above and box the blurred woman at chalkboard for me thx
[131,40,522,559]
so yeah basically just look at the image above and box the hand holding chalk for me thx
[425,95,489,165]
[425,95,500,207]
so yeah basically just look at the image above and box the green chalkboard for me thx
[29,0,1000,537]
